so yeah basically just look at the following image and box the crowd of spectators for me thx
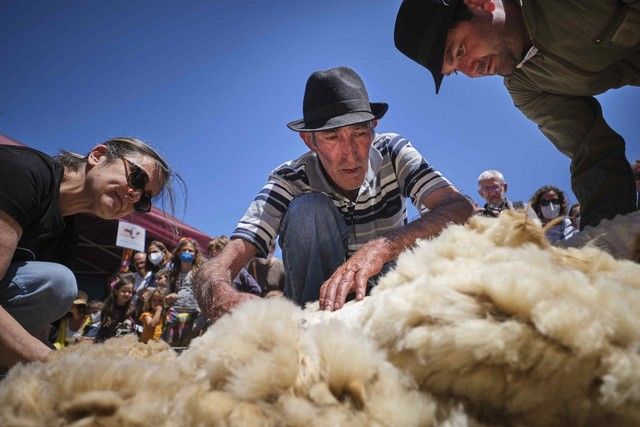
[50,237,285,349]
[49,164,640,351]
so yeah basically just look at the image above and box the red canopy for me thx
[1,133,212,297]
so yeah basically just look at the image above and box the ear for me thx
[87,144,108,166]
[370,119,378,130]
[477,188,484,198]
[300,132,316,152]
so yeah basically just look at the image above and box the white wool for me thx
[2,210,639,426]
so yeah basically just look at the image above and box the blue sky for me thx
[2,0,638,241]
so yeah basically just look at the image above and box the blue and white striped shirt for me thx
[232,133,452,257]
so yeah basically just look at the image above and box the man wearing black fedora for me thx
[195,66,473,318]
[393,0,638,231]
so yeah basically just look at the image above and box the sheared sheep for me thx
[1,210,639,426]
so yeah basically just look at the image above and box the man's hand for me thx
[210,284,259,322]
[319,237,393,311]
[194,238,259,322]
[319,187,473,312]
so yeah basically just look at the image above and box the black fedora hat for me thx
[287,66,388,132]
[394,0,460,94]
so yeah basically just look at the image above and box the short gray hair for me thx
[477,170,505,185]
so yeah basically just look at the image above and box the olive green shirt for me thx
[505,0,639,157]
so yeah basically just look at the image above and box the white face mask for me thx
[148,252,163,265]
[541,203,560,220]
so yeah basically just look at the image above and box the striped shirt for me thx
[231,133,452,257]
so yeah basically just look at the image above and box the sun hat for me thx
[286,66,388,132]
[394,0,461,93]
[73,290,89,306]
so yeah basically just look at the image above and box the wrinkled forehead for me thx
[479,178,504,188]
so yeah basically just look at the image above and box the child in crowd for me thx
[163,238,204,347]
[53,291,91,349]
[139,289,166,343]
[82,300,104,339]
[95,273,136,342]
[154,268,170,293]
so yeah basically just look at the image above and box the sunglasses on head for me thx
[540,198,561,206]
[120,156,152,213]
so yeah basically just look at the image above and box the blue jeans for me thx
[279,193,350,306]
[0,261,77,335]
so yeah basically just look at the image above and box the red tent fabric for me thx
[1,133,212,296]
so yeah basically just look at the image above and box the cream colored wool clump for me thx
[1,211,639,426]
[352,211,640,426]
[0,300,441,426]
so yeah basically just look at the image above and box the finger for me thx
[322,274,341,311]
[334,270,355,310]
[319,281,328,308]
[354,271,369,301]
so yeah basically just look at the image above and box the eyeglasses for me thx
[120,156,152,213]
[540,198,560,206]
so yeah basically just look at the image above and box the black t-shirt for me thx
[0,145,76,267]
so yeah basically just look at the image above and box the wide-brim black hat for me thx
[287,66,388,132]
[394,0,460,94]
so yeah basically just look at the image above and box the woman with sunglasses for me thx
[529,185,578,243]
[0,137,175,370]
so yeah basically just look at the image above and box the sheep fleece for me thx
[1,211,639,426]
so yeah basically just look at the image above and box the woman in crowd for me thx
[139,289,166,344]
[164,238,205,347]
[53,291,91,349]
[95,273,136,342]
[0,136,176,368]
[144,241,173,286]
[529,185,578,243]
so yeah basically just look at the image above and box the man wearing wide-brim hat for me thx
[393,0,639,231]
[195,66,473,317]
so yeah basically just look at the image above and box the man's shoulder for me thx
[373,132,402,146]
[270,151,316,182]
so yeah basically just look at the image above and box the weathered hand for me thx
[319,238,390,311]
[211,286,259,322]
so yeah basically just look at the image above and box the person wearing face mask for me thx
[163,238,204,347]
[529,185,577,243]
[140,241,173,291]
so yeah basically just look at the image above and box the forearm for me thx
[372,192,474,263]
[0,306,51,368]
[193,238,257,317]
[194,259,239,317]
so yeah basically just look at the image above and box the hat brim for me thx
[287,102,388,132]
[394,0,459,94]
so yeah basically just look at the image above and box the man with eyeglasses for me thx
[195,66,474,320]
[477,169,535,219]
[0,137,172,369]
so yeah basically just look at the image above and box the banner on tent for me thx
[115,220,146,252]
